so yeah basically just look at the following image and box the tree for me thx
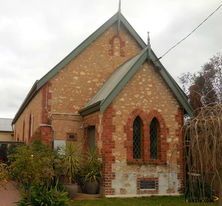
[185,105,222,205]
[179,53,222,112]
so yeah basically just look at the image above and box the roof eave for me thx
[12,81,38,124]
[100,49,147,112]
[0,130,13,133]
[150,52,193,116]
[37,12,146,91]
[79,101,101,116]
[13,12,147,123]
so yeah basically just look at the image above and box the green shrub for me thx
[84,149,102,183]
[60,142,82,184]
[0,162,9,187]
[9,140,59,191]
[18,183,69,206]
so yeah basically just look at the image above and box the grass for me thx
[70,196,217,206]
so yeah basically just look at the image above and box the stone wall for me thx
[101,62,184,197]
[14,23,142,143]
[49,24,141,117]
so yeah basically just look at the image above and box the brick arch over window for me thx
[146,110,168,164]
[150,117,159,160]
[125,109,168,164]
[125,109,147,164]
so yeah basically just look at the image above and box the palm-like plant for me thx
[84,149,102,183]
[62,143,82,184]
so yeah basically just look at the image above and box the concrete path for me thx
[0,182,20,206]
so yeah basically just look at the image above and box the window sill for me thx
[127,159,166,165]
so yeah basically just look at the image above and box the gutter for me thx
[79,101,101,116]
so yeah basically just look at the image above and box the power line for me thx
[157,1,222,60]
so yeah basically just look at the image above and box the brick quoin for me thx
[101,106,116,196]
[175,107,185,193]
[29,126,52,145]
[125,109,169,165]
[41,82,52,124]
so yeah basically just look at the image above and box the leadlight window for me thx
[150,118,159,159]
[133,116,143,159]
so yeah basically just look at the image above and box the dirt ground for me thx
[0,181,20,206]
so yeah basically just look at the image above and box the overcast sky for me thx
[0,0,221,118]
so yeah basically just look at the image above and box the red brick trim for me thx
[125,109,168,165]
[41,82,52,124]
[125,109,147,164]
[109,35,125,57]
[101,106,116,195]
[175,108,185,193]
[146,110,168,164]
[30,126,53,145]
[137,177,159,194]
[22,120,25,142]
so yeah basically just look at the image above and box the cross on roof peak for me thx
[118,0,121,13]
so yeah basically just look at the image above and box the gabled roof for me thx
[12,12,146,124]
[0,118,13,132]
[79,48,193,116]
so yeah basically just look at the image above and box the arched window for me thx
[150,118,159,159]
[133,116,143,159]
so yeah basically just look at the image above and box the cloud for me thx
[0,0,221,117]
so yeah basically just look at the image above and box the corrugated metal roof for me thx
[80,48,193,117]
[0,118,13,132]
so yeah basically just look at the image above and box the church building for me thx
[12,9,192,197]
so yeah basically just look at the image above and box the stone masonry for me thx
[13,16,186,197]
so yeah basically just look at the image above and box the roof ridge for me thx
[12,12,147,124]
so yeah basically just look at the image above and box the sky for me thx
[0,0,222,118]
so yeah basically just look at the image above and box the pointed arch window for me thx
[150,118,159,160]
[133,116,143,159]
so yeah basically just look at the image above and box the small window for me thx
[133,116,143,159]
[67,133,77,141]
[150,118,159,159]
[139,179,158,190]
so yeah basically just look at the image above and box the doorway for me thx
[87,126,96,150]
